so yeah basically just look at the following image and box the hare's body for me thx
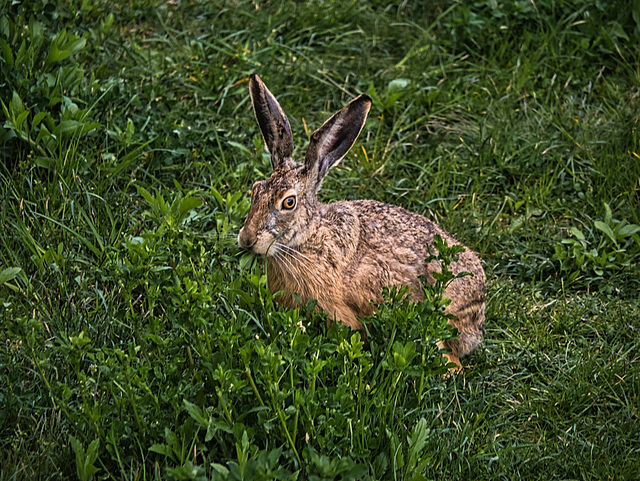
[239,74,485,368]
[263,199,485,365]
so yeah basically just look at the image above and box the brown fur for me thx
[238,74,485,369]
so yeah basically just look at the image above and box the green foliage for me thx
[553,202,640,287]
[438,0,640,62]
[130,238,455,479]
[69,436,101,481]
[1,0,639,479]
[137,184,204,231]
[0,6,97,168]
[366,235,465,379]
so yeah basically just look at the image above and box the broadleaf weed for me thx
[554,202,640,287]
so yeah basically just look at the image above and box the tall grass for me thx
[1,0,639,479]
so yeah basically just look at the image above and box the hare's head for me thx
[238,74,372,256]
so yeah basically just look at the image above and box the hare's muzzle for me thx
[237,226,256,250]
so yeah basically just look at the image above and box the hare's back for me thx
[345,199,482,279]
[348,199,456,251]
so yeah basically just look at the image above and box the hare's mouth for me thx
[244,235,278,257]
[238,226,291,257]
[237,229,268,255]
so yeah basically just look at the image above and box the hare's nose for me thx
[238,227,256,249]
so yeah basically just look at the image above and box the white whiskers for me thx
[271,242,323,291]
[276,243,318,266]
[273,249,303,294]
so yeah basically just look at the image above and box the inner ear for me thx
[305,94,372,185]
[249,74,295,171]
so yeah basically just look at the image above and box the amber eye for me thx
[282,195,297,210]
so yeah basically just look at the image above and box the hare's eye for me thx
[281,195,297,211]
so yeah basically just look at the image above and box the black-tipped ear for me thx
[304,94,371,188]
[249,74,295,171]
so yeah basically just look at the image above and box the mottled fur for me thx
[238,74,485,369]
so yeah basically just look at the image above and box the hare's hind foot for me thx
[443,353,463,376]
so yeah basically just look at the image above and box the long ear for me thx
[304,94,371,188]
[249,74,295,171]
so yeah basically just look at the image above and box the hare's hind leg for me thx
[445,266,486,338]
[440,300,485,372]
[438,340,462,372]
[441,275,486,371]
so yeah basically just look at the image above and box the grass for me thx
[1,0,640,479]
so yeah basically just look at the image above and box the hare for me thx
[238,74,485,369]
